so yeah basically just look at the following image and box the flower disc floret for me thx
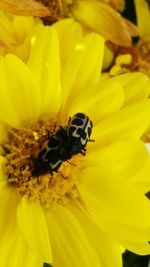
[4,118,86,207]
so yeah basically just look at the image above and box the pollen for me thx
[3,119,84,208]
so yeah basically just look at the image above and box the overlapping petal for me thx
[129,156,150,194]
[111,72,150,106]
[60,33,104,119]
[0,11,16,54]
[68,203,123,267]
[87,139,149,177]
[69,78,124,123]
[78,167,150,254]
[0,180,44,267]
[46,204,100,267]
[0,12,42,59]
[71,0,138,46]
[0,182,20,247]
[54,19,82,64]
[0,54,41,127]
[0,226,43,267]
[93,99,150,144]
[27,25,61,116]
[17,197,52,264]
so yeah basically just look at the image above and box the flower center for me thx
[39,0,73,22]
[3,118,85,208]
[109,37,150,77]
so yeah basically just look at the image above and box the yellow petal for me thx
[110,0,125,11]
[119,240,150,255]
[87,139,148,177]
[0,183,20,248]
[111,72,150,106]
[46,204,100,267]
[0,54,41,127]
[17,197,52,263]
[78,167,150,249]
[69,203,123,267]
[61,33,104,119]
[102,45,114,70]
[130,156,150,194]
[71,0,137,46]
[28,25,61,116]
[13,16,40,43]
[54,19,82,64]
[69,78,124,124]
[0,11,16,52]
[93,99,150,144]
[0,227,44,267]
[134,0,150,36]
[0,0,50,17]
[0,56,20,127]
[122,17,139,37]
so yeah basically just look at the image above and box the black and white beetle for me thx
[32,113,93,176]
[32,134,63,176]
[67,113,93,157]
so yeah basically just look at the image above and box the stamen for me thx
[3,119,84,208]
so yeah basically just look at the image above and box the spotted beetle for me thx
[54,113,93,160]
[32,113,93,176]
[67,113,93,157]
[32,130,65,176]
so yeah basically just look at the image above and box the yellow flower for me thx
[109,0,150,77]
[0,0,138,47]
[0,21,150,267]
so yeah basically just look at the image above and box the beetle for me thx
[54,113,93,160]
[32,113,93,176]
[32,131,64,176]
[67,113,93,157]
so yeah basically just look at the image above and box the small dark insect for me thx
[32,113,93,176]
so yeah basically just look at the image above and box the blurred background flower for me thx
[109,0,150,78]
[0,0,138,47]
